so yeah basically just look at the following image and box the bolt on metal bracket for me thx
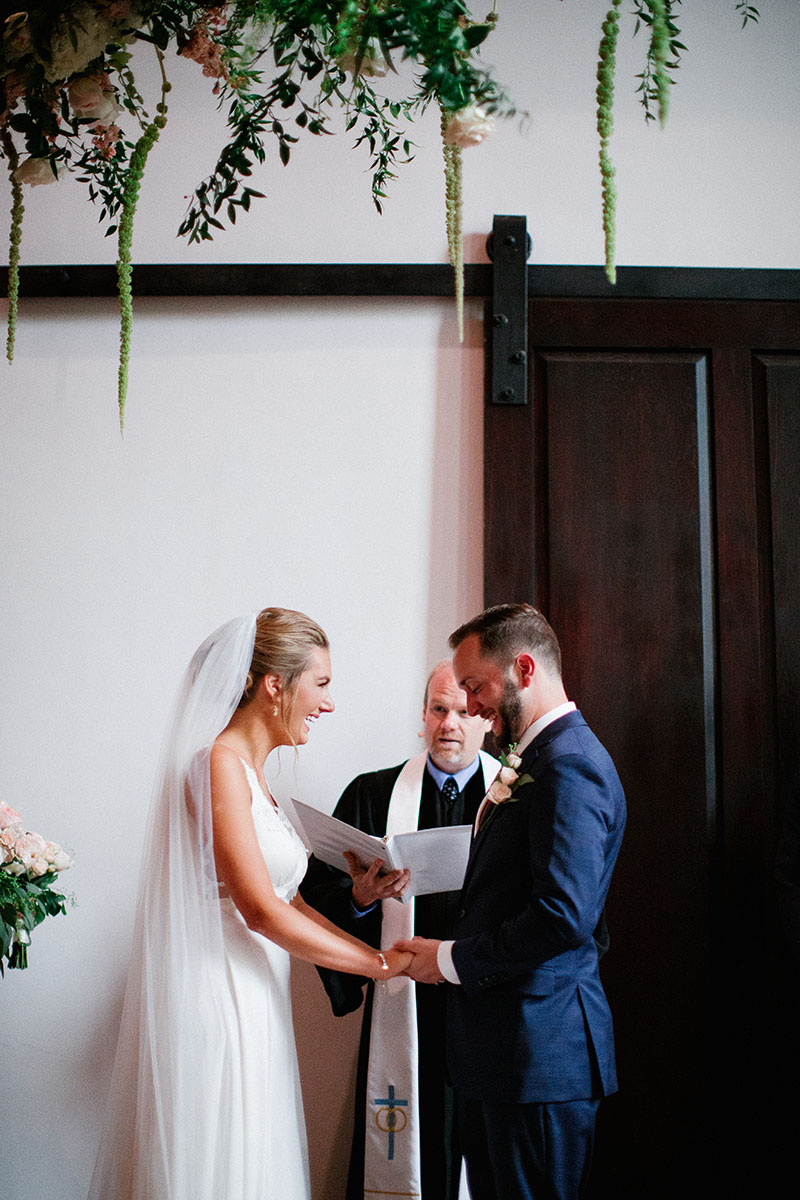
[486,215,531,406]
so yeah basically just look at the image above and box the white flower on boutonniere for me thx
[482,745,533,829]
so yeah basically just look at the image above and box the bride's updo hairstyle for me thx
[238,607,329,726]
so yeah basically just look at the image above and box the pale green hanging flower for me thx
[1,128,23,364]
[596,0,623,284]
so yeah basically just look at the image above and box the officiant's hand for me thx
[393,936,445,984]
[344,852,410,910]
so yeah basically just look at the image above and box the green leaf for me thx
[463,23,494,49]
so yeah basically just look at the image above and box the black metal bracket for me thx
[486,214,531,406]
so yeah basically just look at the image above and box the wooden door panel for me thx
[542,349,717,1191]
[764,355,800,810]
[483,298,800,1199]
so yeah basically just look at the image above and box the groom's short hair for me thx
[449,603,562,679]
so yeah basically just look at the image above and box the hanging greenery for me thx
[0,2,760,429]
[597,0,759,283]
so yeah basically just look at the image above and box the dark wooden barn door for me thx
[483,298,800,1199]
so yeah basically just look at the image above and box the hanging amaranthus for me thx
[596,0,622,285]
[116,51,169,434]
[441,107,464,343]
[0,2,762,425]
[1,127,23,364]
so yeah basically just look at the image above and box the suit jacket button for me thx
[457,907,466,919]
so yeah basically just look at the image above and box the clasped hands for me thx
[345,853,445,985]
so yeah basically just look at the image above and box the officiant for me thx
[300,661,498,1200]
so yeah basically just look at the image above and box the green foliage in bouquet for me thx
[0,869,69,973]
[0,2,761,427]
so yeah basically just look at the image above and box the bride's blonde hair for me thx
[237,608,329,724]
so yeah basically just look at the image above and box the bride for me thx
[88,608,411,1200]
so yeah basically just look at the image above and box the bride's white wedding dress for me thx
[89,759,312,1200]
[210,762,312,1199]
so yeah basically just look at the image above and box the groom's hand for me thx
[344,852,410,910]
[393,936,445,984]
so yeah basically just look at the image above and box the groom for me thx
[398,603,626,1200]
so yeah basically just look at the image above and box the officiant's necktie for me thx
[441,775,459,811]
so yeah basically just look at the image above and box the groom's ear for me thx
[515,652,536,689]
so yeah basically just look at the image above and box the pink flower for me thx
[0,802,23,830]
[487,780,512,804]
[0,827,19,864]
[92,122,121,159]
[179,22,227,79]
[98,1,137,18]
[14,830,47,860]
[0,70,26,122]
[498,766,518,785]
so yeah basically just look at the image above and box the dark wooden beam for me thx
[2,262,799,301]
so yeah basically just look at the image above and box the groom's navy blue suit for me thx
[447,709,626,1199]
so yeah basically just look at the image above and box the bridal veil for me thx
[88,613,257,1200]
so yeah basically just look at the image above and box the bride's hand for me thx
[375,947,413,980]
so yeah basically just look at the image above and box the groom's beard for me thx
[496,679,526,747]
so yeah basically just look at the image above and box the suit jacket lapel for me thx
[460,710,587,893]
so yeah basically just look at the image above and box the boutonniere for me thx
[480,744,534,831]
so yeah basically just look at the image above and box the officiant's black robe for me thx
[300,759,488,1200]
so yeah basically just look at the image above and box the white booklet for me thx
[288,797,472,900]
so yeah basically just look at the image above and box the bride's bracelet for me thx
[375,951,389,987]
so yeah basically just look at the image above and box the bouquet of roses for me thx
[0,801,72,973]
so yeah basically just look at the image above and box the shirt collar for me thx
[426,753,481,794]
[514,701,577,756]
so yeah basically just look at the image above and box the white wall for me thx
[3,0,798,269]
[1,3,798,1199]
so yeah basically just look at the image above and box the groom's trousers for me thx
[458,1094,600,1200]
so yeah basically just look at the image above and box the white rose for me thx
[45,842,72,872]
[443,104,495,149]
[69,75,120,124]
[498,766,517,785]
[14,156,61,187]
[506,752,522,770]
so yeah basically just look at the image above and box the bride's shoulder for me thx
[209,740,250,798]
[210,738,241,766]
